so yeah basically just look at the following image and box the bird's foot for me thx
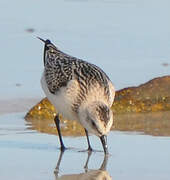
[60,145,67,152]
[79,146,94,153]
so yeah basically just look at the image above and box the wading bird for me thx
[38,37,115,154]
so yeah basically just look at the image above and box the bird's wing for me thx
[42,39,111,96]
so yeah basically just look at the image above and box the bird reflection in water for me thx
[54,152,112,180]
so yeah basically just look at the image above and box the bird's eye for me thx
[46,39,51,44]
[92,121,96,127]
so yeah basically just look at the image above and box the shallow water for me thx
[1,113,170,180]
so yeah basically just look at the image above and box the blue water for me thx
[0,113,170,180]
[0,0,170,99]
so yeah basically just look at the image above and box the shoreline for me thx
[0,97,41,115]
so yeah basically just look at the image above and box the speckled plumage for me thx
[39,38,115,153]
[42,40,114,113]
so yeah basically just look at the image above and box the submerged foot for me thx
[79,146,94,153]
[60,145,67,152]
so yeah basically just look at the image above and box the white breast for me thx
[41,73,79,121]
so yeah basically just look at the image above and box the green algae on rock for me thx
[112,75,170,113]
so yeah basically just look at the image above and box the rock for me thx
[112,75,170,113]
[25,76,170,136]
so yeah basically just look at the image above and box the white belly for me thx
[41,74,78,121]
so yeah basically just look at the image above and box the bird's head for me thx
[37,37,58,66]
[79,101,113,154]
[37,37,58,51]
[79,101,113,137]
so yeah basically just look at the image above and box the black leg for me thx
[84,129,93,152]
[100,135,108,155]
[54,114,66,151]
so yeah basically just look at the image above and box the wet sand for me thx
[0,98,41,115]
[1,110,170,180]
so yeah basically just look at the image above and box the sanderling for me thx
[38,37,115,154]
